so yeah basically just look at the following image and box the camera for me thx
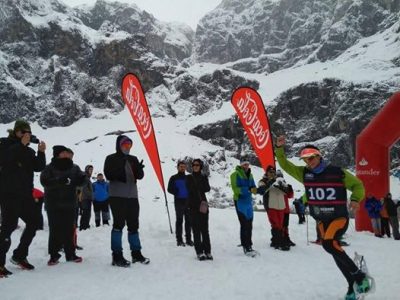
[30,135,40,144]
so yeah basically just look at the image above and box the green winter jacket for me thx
[230,165,256,201]
[275,147,365,204]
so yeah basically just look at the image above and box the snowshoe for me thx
[131,251,150,265]
[353,252,375,299]
[345,291,356,300]
[0,266,13,278]
[10,256,35,270]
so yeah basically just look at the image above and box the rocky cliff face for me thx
[195,0,399,73]
[0,0,193,127]
[191,79,398,167]
[1,0,399,171]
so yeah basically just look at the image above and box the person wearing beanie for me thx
[230,157,258,257]
[103,135,149,267]
[40,145,86,266]
[0,119,46,276]
[275,135,370,300]
[78,165,94,231]
[167,160,193,247]
[186,159,212,260]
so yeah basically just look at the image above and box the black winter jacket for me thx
[187,172,211,211]
[40,158,86,210]
[384,196,399,217]
[0,135,46,199]
[103,135,144,183]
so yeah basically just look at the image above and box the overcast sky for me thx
[61,0,222,29]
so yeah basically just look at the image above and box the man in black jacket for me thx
[0,120,46,277]
[167,161,193,247]
[104,135,149,267]
[40,145,86,265]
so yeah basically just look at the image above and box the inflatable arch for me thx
[355,92,400,231]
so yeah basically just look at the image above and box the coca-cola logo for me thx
[235,91,270,149]
[124,78,152,139]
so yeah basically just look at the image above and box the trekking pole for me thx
[306,213,310,246]
[163,191,173,234]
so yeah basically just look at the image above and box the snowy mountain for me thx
[1,0,400,170]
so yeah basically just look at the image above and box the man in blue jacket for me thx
[168,161,193,247]
[92,173,110,227]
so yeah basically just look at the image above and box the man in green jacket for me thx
[275,135,370,300]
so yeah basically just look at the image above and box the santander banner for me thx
[231,87,275,170]
[121,73,166,192]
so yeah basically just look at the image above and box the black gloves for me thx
[139,160,145,169]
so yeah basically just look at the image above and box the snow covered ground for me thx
[1,111,400,299]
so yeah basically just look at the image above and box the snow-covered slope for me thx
[0,111,399,299]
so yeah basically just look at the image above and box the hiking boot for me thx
[287,239,296,247]
[112,253,130,268]
[177,241,186,247]
[197,254,206,261]
[205,253,213,260]
[103,220,109,226]
[47,257,60,266]
[66,254,83,263]
[279,244,290,251]
[95,221,100,227]
[76,245,84,251]
[10,256,35,270]
[0,265,13,277]
[131,250,150,264]
[356,277,370,294]
[186,240,194,247]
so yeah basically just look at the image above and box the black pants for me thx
[234,201,253,249]
[109,197,139,232]
[191,212,211,255]
[174,200,192,243]
[79,199,92,230]
[47,208,76,259]
[93,200,110,225]
[34,198,44,229]
[381,217,391,237]
[0,196,39,265]
[317,217,364,289]
[237,211,253,249]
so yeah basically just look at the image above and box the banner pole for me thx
[163,191,173,234]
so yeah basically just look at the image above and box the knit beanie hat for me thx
[14,120,31,132]
[53,145,68,158]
